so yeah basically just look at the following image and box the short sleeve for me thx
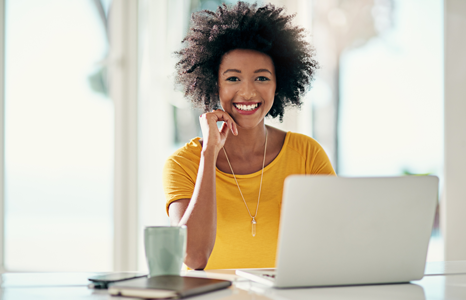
[162,157,197,215]
[306,139,336,175]
[284,132,336,175]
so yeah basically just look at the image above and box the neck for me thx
[224,122,268,159]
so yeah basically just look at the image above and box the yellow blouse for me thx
[163,132,335,269]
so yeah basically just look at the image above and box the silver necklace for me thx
[222,129,268,237]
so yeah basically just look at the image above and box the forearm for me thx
[178,149,218,269]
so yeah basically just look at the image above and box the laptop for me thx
[236,175,439,288]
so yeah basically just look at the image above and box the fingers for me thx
[219,121,229,136]
[225,118,238,136]
[200,110,238,136]
[215,110,238,136]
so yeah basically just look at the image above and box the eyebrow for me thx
[222,68,273,75]
[254,69,272,75]
[223,69,241,75]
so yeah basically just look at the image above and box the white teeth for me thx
[235,103,259,111]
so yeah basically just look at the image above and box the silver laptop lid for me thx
[275,176,438,288]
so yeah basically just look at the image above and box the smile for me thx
[233,103,261,111]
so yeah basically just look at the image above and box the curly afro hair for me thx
[175,1,318,121]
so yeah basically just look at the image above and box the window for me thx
[4,0,113,271]
[311,0,444,260]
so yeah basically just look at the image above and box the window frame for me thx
[109,0,139,271]
[0,0,5,273]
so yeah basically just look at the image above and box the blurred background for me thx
[1,0,446,272]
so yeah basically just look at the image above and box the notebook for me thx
[108,275,231,299]
[236,175,439,288]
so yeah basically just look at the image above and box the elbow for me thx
[184,252,210,270]
[183,225,216,270]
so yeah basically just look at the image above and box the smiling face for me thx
[217,49,276,129]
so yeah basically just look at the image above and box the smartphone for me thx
[88,273,147,289]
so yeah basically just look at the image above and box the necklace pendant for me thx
[252,218,257,237]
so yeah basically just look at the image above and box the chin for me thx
[235,119,264,131]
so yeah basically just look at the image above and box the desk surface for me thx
[2,261,466,300]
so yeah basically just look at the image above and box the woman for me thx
[163,2,335,270]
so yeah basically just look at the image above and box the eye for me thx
[226,77,240,82]
[256,76,270,82]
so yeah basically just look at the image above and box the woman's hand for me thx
[199,109,238,154]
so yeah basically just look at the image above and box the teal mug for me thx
[144,226,187,277]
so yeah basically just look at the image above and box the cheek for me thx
[258,85,276,104]
[218,85,236,102]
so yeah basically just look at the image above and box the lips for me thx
[233,102,262,115]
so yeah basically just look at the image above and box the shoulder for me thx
[167,138,202,160]
[283,132,335,175]
[285,132,324,154]
[164,138,202,172]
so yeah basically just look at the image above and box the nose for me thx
[238,81,257,100]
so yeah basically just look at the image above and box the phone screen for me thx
[88,273,147,289]
[89,273,147,282]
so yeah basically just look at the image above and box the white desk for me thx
[1,261,466,299]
